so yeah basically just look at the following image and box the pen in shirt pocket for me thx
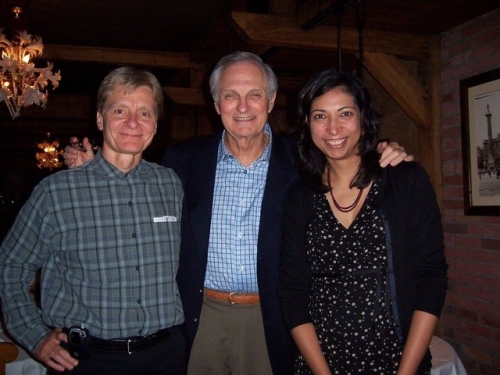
[153,216,177,223]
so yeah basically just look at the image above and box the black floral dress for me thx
[294,181,403,375]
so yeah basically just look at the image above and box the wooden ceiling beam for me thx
[190,13,274,70]
[42,45,203,69]
[230,11,428,60]
[297,0,355,29]
[362,52,430,130]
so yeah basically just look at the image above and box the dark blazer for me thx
[163,131,298,375]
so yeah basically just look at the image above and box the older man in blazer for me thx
[163,52,296,375]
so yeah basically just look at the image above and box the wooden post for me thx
[420,35,443,209]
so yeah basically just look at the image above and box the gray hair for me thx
[209,51,278,101]
[97,66,164,118]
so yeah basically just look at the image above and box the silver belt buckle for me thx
[127,339,133,354]
[228,292,241,304]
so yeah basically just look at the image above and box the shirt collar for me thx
[90,150,152,181]
[217,123,273,164]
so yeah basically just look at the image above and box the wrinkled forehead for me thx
[105,85,155,106]
[219,62,268,91]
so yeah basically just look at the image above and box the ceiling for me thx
[0,0,499,164]
[0,0,498,96]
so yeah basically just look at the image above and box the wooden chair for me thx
[0,342,18,375]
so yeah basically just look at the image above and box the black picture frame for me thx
[460,67,500,215]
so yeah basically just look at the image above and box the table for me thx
[430,335,467,375]
[0,330,46,375]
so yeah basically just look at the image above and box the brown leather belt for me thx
[204,288,260,305]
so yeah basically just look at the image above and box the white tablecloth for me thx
[0,331,46,375]
[430,336,467,375]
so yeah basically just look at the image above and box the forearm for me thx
[0,192,51,353]
[0,275,50,353]
[1,300,49,353]
[397,310,438,375]
[291,323,331,375]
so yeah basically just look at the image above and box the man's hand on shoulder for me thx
[377,140,414,168]
[63,137,95,169]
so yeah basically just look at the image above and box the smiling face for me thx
[309,87,362,162]
[97,85,157,160]
[214,61,276,143]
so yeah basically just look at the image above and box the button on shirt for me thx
[205,124,272,293]
[0,152,184,353]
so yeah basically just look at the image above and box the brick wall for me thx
[441,8,500,375]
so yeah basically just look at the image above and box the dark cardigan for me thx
[279,161,448,373]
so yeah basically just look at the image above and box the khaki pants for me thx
[187,295,273,375]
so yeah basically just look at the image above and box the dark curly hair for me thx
[293,69,382,192]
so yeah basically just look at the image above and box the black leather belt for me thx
[89,326,175,354]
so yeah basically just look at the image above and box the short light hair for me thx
[209,51,278,101]
[97,66,164,118]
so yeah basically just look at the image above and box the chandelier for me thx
[36,133,63,171]
[0,24,61,119]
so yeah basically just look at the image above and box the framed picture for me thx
[460,67,500,215]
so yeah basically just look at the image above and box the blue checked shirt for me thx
[204,124,272,293]
[0,152,184,353]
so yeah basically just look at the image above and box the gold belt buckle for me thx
[228,292,242,304]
